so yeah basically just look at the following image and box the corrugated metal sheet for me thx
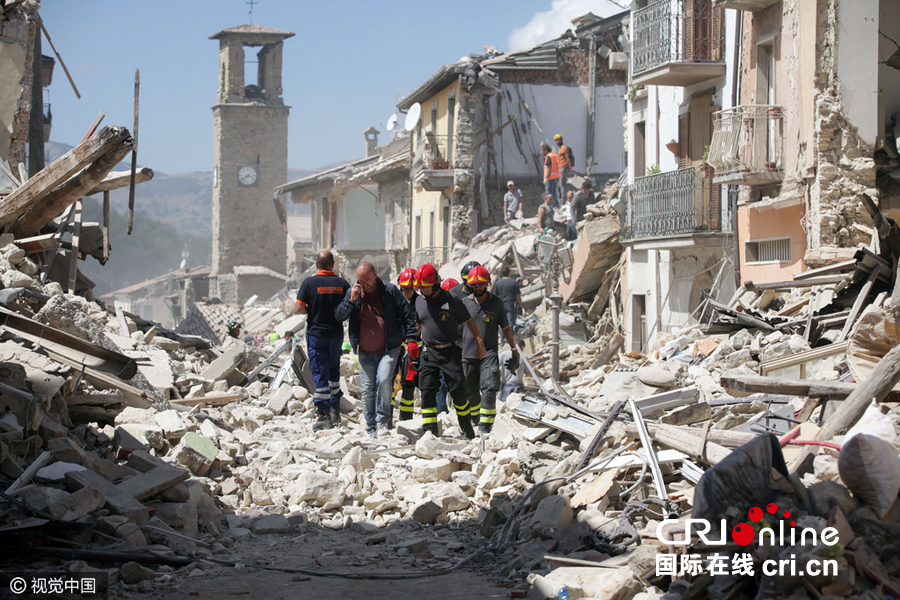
[487,46,559,71]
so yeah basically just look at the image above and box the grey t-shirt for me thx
[493,277,520,313]
[415,289,471,346]
[504,190,522,213]
[461,293,509,359]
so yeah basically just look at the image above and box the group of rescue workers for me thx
[295,250,520,440]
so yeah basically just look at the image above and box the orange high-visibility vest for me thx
[558,144,572,168]
[544,152,561,180]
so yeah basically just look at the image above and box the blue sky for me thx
[39,0,623,175]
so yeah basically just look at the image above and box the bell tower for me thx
[209,25,294,301]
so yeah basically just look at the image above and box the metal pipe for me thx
[550,291,561,381]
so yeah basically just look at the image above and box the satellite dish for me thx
[404,103,421,131]
[386,114,399,132]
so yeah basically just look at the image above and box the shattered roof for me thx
[233,265,288,279]
[480,42,559,72]
[175,301,243,344]
[99,266,211,301]
[209,24,295,40]
[349,150,411,185]
[397,62,472,111]
[274,155,379,197]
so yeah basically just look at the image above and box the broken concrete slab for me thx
[172,432,218,477]
[251,514,291,535]
[199,344,245,382]
[265,385,292,416]
[64,468,149,525]
[116,467,190,501]
[48,482,106,521]
[47,437,85,464]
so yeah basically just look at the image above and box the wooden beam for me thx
[0,126,129,230]
[127,68,140,235]
[789,344,900,472]
[743,274,851,291]
[12,137,133,237]
[169,393,243,407]
[102,190,110,262]
[67,199,82,294]
[87,167,154,195]
[719,372,856,400]
[836,263,880,342]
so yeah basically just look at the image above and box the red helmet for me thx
[398,268,416,289]
[415,264,439,289]
[466,265,490,285]
[441,278,459,291]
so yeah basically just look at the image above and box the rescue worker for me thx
[396,268,420,422]
[493,264,523,333]
[460,266,519,436]
[227,320,243,340]
[541,141,561,208]
[449,261,481,300]
[413,263,486,438]
[554,134,574,194]
[295,250,351,431]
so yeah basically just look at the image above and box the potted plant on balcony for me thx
[646,164,661,176]
[699,146,714,179]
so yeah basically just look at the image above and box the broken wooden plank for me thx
[636,422,731,466]
[127,68,140,235]
[66,199,82,294]
[13,233,61,254]
[720,372,855,400]
[0,126,129,230]
[6,451,52,494]
[169,393,242,407]
[12,137,133,237]
[87,167,154,195]
[116,466,189,501]
[114,300,131,337]
[744,274,851,291]
[102,190,110,262]
[836,263,880,342]
[624,422,756,449]
[789,343,900,472]
[792,259,857,280]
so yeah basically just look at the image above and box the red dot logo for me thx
[748,507,763,522]
[766,503,778,514]
[732,523,755,546]
[790,520,796,526]
[782,510,791,519]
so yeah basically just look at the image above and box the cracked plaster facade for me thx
[0,0,39,166]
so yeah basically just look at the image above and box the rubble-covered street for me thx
[3,0,900,599]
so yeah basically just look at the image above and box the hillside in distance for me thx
[45,142,315,239]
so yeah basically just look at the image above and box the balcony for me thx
[411,245,450,267]
[412,133,455,192]
[713,0,779,12]
[708,105,783,186]
[621,166,731,247]
[631,0,726,87]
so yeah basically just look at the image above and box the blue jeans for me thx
[435,375,449,414]
[358,347,402,431]
[306,334,344,412]
[545,178,559,208]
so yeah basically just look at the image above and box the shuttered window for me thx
[678,113,689,169]
[745,238,791,264]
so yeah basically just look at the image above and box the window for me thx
[633,121,645,179]
[745,237,791,264]
[632,295,646,353]
[415,214,422,249]
[429,207,435,247]
[442,205,450,263]
[431,101,439,133]
[447,93,456,160]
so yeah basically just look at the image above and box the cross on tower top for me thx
[247,0,256,24]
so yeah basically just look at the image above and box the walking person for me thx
[541,141,561,208]
[460,266,519,436]
[336,262,418,438]
[295,250,351,431]
[413,263,486,438]
[395,268,421,422]
[493,264,523,333]
[504,180,523,223]
[554,134,574,195]
[571,179,594,226]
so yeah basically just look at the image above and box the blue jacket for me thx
[335,278,417,353]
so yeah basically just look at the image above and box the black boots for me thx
[329,403,342,427]
[313,411,333,431]
[457,414,476,440]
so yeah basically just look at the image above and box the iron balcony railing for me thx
[632,0,723,76]
[621,166,730,241]
[412,133,456,174]
[411,245,451,267]
[708,105,784,181]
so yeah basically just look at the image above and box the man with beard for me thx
[460,266,519,436]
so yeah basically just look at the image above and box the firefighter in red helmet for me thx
[412,264,485,438]
[395,268,421,421]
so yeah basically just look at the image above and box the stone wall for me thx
[451,69,479,247]
[0,1,39,165]
[211,104,289,276]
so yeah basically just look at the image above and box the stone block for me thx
[291,471,345,507]
[116,424,165,451]
[125,449,169,473]
[172,432,218,477]
[199,344,245,381]
[250,514,291,535]
[407,500,442,524]
[340,446,374,473]
[531,495,573,534]
[48,437,85,464]
[48,482,106,521]
[18,485,71,512]
[414,432,469,460]
[427,481,469,512]
[64,469,149,525]
[411,458,458,483]
[154,410,187,441]
[265,385,292,415]
[119,562,156,585]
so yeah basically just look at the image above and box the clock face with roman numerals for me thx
[238,165,258,186]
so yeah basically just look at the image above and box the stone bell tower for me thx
[209,25,294,301]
